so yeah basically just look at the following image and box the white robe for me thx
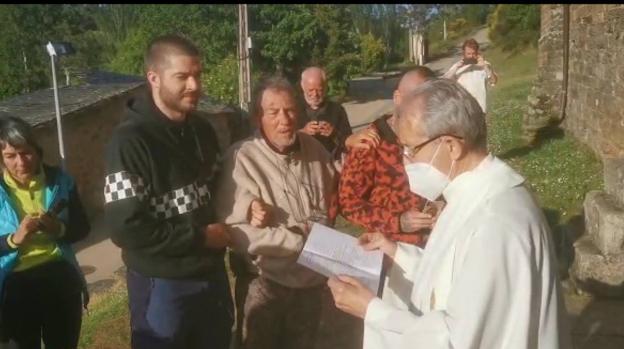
[363,155,571,349]
[444,61,492,113]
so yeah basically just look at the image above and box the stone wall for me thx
[524,5,624,157]
[564,5,624,158]
[523,5,565,141]
[33,87,143,217]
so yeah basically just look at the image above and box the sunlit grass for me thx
[78,280,130,349]
[487,46,603,231]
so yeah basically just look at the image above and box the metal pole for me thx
[238,4,244,112]
[238,4,251,112]
[50,54,66,170]
[243,4,251,108]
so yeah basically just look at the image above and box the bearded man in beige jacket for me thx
[215,76,338,349]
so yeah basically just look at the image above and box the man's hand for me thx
[249,199,271,228]
[423,200,446,224]
[318,121,335,137]
[399,209,434,233]
[477,54,487,67]
[358,232,397,258]
[327,275,375,319]
[203,223,231,249]
[345,128,380,150]
[301,121,320,136]
[38,213,63,238]
[12,215,41,245]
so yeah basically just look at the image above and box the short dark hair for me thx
[462,38,479,51]
[144,34,200,73]
[395,66,436,90]
[250,76,299,120]
[0,115,43,157]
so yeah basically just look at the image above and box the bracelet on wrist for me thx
[8,234,19,248]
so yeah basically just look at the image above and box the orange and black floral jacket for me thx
[338,115,428,246]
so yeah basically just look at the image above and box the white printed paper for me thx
[297,223,384,293]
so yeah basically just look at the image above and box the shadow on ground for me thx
[566,289,624,348]
[499,126,565,160]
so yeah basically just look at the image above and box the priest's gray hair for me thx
[398,78,487,149]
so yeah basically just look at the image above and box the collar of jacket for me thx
[258,128,301,156]
[130,90,195,135]
[0,164,61,214]
[3,164,46,193]
[305,100,328,116]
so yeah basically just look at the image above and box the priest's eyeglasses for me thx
[401,134,464,160]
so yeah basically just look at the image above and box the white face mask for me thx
[405,142,455,202]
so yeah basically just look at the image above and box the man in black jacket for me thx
[298,66,353,162]
[104,34,233,349]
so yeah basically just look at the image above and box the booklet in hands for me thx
[297,223,384,293]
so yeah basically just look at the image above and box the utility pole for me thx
[238,4,252,113]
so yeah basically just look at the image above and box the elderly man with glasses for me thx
[327,78,571,349]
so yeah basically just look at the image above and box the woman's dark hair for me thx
[0,114,43,157]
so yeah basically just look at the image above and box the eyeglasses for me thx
[401,134,464,160]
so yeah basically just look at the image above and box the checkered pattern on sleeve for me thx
[104,171,148,203]
[149,181,211,220]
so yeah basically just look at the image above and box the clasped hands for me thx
[302,121,335,137]
[11,212,63,246]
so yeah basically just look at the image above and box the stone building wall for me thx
[524,4,624,157]
[33,87,143,217]
[523,5,565,141]
[564,5,624,158]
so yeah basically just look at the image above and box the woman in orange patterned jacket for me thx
[338,67,439,246]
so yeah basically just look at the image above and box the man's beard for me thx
[273,132,296,149]
[305,95,323,109]
[159,87,198,114]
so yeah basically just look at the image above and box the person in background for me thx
[298,66,353,163]
[339,66,440,247]
[443,38,498,114]
[0,115,90,349]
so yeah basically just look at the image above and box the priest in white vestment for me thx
[327,78,571,349]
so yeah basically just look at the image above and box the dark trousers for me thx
[235,274,323,349]
[0,259,83,349]
[127,268,233,349]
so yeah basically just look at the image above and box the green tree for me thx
[108,5,237,75]
[488,4,540,52]
[0,5,92,98]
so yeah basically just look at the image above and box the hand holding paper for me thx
[297,223,384,293]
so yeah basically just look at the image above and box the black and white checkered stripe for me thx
[105,171,211,219]
[149,182,211,219]
[104,171,148,203]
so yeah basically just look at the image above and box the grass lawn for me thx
[78,45,603,348]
